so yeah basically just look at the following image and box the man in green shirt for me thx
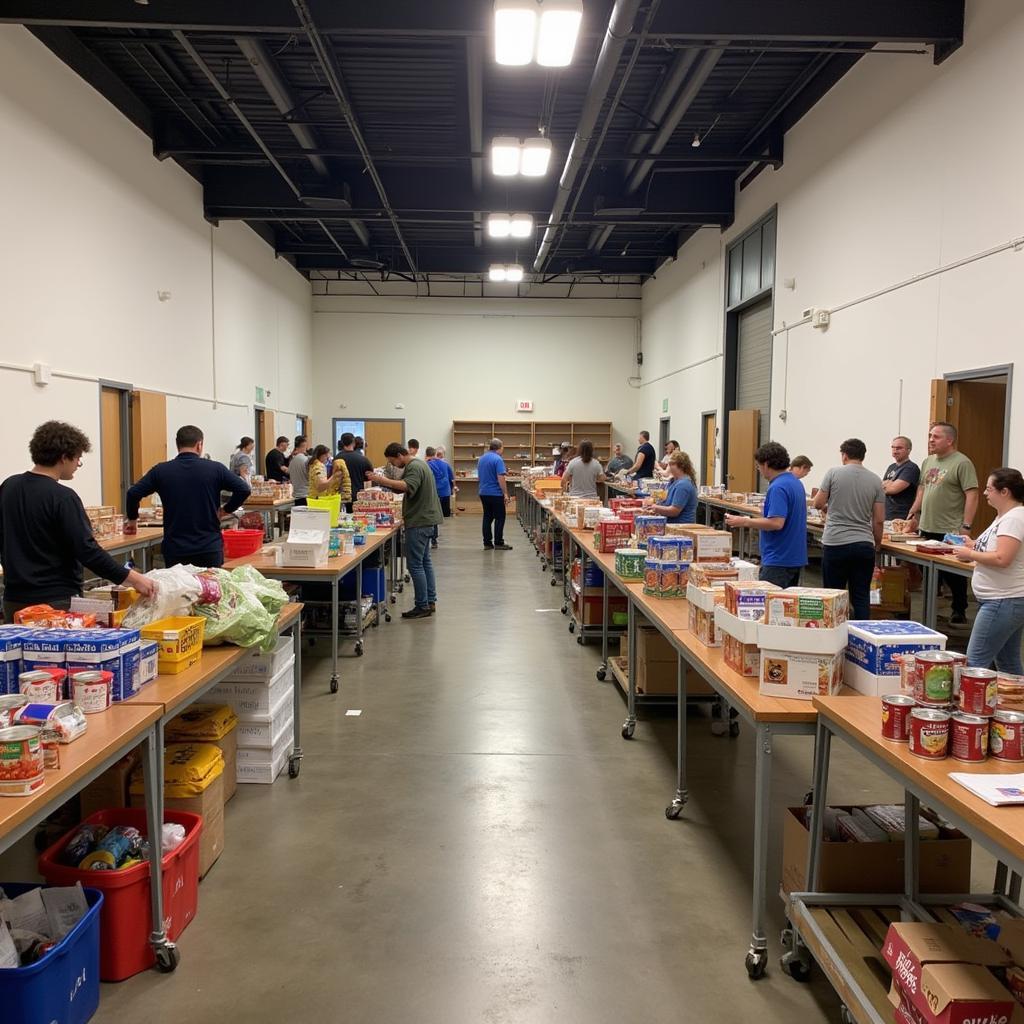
[369,443,442,619]
[906,421,979,623]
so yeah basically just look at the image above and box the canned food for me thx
[916,651,956,705]
[70,670,113,714]
[0,724,45,796]
[13,702,88,743]
[19,669,62,703]
[881,693,916,741]
[946,651,967,695]
[0,695,28,728]
[908,707,950,759]
[991,709,1024,762]
[959,667,998,717]
[896,653,919,694]
[41,736,60,770]
[951,713,989,762]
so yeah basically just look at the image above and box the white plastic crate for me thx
[207,656,294,718]
[227,635,293,680]
[236,738,291,784]
[234,688,293,748]
[237,719,293,766]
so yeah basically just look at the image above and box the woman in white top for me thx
[655,439,679,478]
[229,437,255,480]
[951,468,1024,673]
[561,440,606,498]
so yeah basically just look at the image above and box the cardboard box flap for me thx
[923,962,1017,1012]
[884,922,1011,974]
[287,506,330,539]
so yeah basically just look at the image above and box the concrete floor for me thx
[72,517,991,1021]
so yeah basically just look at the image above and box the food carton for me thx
[593,519,632,553]
[845,620,947,676]
[765,588,849,628]
[723,633,760,677]
[724,580,781,621]
[677,527,733,563]
[282,507,331,567]
[686,583,727,613]
[692,606,721,648]
[0,626,29,695]
[64,628,141,702]
[759,649,844,700]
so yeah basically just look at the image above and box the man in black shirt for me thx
[335,433,374,512]
[265,436,291,483]
[0,421,155,621]
[627,430,658,480]
[882,435,920,521]
[126,425,249,568]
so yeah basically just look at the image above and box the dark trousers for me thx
[3,596,71,624]
[758,565,802,589]
[921,530,969,614]
[294,497,308,507]
[822,541,876,620]
[165,547,224,569]
[440,496,452,518]
[481,495,506,547]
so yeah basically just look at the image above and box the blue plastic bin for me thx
[0,883,103,1024]
[340,567,386,602]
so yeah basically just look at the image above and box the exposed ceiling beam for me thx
[290,251,666,276]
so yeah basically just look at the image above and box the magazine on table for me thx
[949,772,1024,806]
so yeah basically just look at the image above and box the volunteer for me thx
[0,420,156,620]
[626,430,658,481]
[655,439,679,478]
[426,446,456,548]
[289,435,311,506]
[309,444,351,505]
[645,451,697,524]
[607,443,632,475]
[407,439,421,459]
[812,438,885,620]
[552,442,571,477]
[126,425,249,568]
[725,442,807,588]
[230,437,256,480]
[790,455,813,481]
[905,422,979,625]
[265,436,290,482]
[335,432,374,511]
[368,443,442,619]
[562,440,606,499]
[882,435,919,522]
[951,468,1024,673]
[478,438,513,551]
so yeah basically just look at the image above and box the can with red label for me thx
[70,670,113,714]
[896,653,919,694]
[950,713,989,762]
[19,670,62,703]
[0,724,45,796]
[882,693,916,741]
[916,651,956,705]
[991,709,1024,762]
[959,667,998,717]
[946,651,967,695]
[908,707,950,759]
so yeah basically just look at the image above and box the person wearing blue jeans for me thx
[477,438,512,551]
[950,468,1024,672]
[367,443,443,619]
[426,446,455,548]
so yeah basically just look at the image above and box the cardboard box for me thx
[282,506,330,567]
[757,622,849,656]
[724,580,781,620]
[723,633,760,677]
[845,620,946,676]
[875,566,910,608]
[760,649,844,700]
[765,588,849,628]
[781,806,971,896]
[715,606,760,645]
[678,527,733,562]
[692,606,721,648]
[686,582,727,612]
[623,624,713,695]
[79,748,141,818]
[577,595,627,626]
[134,772,224,878]
[593,519,632,553]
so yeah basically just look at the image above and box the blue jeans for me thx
[404,526,437,609]
[967,597,1024,674]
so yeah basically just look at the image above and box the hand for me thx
[723,514,742,528]
[504,495,510,504]
[122,519,138,536]
[903,514,919,533]
[126,569,157,598]
[951,545,975,563]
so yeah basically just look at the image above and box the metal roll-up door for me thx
[736,297,773,474]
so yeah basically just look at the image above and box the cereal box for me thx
[759,649,845,700]
[724,581,781,622]
[765,588,849,629]
[724,633,760,677]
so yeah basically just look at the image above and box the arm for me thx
[953,534,1021,568]
[627,454,643,474]
[560,467,572,492]
[498,474,509,501]
[367,471,409,493]
[725,513,786,531]
[125,466,159,522]
[221,465,251,514]
[962,488,979,530]
[812,487,829,512]
[649,503,682,518]
[873,500,885,549]
[882,478,911,496]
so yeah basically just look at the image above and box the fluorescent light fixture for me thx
[494,0,538,66]
[491,136,521,176]
[691,131,701,148]
[489,264,508,282]
[505,264,525,283]
[520,136,552,177]
[536,0,583,67]
[487,213,512,238]
[509,213,534,238]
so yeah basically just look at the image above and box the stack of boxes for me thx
[714,581,781,677]
[685,559,760,648]
[843,620,947,695]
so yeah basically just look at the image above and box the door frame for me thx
[942,364,1013,463]
[99,379,133,510]
[700,409,718,486]
[331,416,407,449]
[658,416,670,454]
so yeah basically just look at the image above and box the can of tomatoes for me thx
[19,670,62,703]
[916,651,956,705]
[950,713,989,762]
[0,724,45,796]
[991,710,1024,762]
[958,667,998,717]
[908,707,950,759]
[70,670,113,714]
[881,693,916,741]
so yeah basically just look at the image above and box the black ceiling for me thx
[5,1,964,282]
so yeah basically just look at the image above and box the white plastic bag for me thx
[162,822,186,852]
[122,565,204,628]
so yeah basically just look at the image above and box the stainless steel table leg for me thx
[329,578,339,693]
[666,653,688,819]
[746,723,773,979]
[924,561,939,630]
[354,560,364,656]
[143,721,177,971]
[806,721,832,890]
[288,612,303,778]
[596,574,609,680]
[621,599,637,738]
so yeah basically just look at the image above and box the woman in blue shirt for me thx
[646,450,698,523]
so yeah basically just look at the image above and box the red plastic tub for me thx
[38,808,202,981]
[223,528,265,558]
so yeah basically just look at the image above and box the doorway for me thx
[333,418,406,467]
[930,366,1012,536]
[658,417,670,456]
[701,411,717,486]
[255,409,272,470]
[100,383,132,512]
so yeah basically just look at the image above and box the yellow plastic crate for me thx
[140,616,206,667]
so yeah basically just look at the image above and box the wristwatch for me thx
[961,522,972,531]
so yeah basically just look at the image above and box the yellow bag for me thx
[307,494,341,527]
[130,742,224,799]
[166,704,238,742]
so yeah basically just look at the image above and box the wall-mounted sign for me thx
[255,386,266,406]
[515,399,534,413]
[662,398,669,414]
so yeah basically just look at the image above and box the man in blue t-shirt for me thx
[425,446,456,548]
[725,441,808,588]
[477,438,512,551]
[626,430,658,479]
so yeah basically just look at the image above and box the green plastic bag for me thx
[194,567,288,651]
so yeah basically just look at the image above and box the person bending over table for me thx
[0,420,156,621]
[951,468,1024,674]
[644,451,697,523]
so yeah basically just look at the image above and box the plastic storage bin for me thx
[222,529,265,559]
[139,616,205,674]
[340,567,386,602]
[38,809,202,982]
[0,883,102,1024]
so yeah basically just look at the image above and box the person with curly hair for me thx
[0,420,156,621]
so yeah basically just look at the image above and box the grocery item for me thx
[70,670,113,714]
[614,548,646,581]
[998,672,1024,711]
[948,902,1001,941]
[60,824,110,866]
[724,580,780,622]
[861,804,940,841]
[0,695,28,728]
[723,633,759,677]
[688,563,739,588]
[634,515,667,545]
[691,606,721,648]
[950,713,988,762]
[958,667,998,717]
[13,703,88,743]
[759,650,844,700]
[677,527,732,563]
[593,519,631,553]
[765,588,849,628]
[916,651,956,705]
[908,707,950,759]
[77,826,146,871]
[646,535,681,561]
[0,627,29,696]
[836,808,888,843]
[0,725,44,796]
[991,710,1024,762]
[65,629,140,702]
[896,652,919,693]
[845,621,945,676]
[19,670,63,703]
[881,693,916,741]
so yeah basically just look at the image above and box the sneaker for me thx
[495,543,514,551]
[401,607,432,619]
[431,541,438,549]
[950,612,968,625]
[429,603,436,612]
[483,544,494,550]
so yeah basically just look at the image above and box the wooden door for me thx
[255,409,271,469]
[727,409,759,492]
[100,387,124,511]
[949,378,1007,536]
[702,412,717,486]
[131,390,167,507]
[929,378,951,426]
[363,420,405,467]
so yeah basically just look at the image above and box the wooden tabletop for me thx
[242,497,294,507]
[814,695,1024,867]
[223,528,393,578]
[0,703,162,844]
[99,529,164,551]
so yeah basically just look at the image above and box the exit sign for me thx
[515,399,534,413]
[662,398,669,414]
[255,386,266,405]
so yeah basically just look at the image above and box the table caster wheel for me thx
[596,666,606,680]
[561,605,568,615]
[330,677,339,694]
[355,642,364,657]
[665,802,684,820]
[576,635,584,645]
[729,720,740,737]
[745,951,767,979]
[403,573,411,583]
[397,584,404,594]
[568,621,575,633]
[550,577,557,586]
[390,594,397,604]
[621,721,635,739]
[781,955,811,982]
[711,720,727,736]
[154,943,180,973]
[384,612,392,623]
[288,757,301,779]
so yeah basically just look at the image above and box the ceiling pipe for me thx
[465,36,484,248]
[533,0,644,274]
[235,37,370,248]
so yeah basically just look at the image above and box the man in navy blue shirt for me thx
[125,425,250,568]
[626,430,658,480]
[478,438,512,551]
[725,441,808,588]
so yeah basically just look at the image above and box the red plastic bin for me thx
[38,809,202,982]
[223,528,265,558]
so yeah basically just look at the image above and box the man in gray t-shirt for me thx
[289,436,310,503]
[812,438,885,619]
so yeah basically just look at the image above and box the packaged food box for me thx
[691,606,721,648]
[723,633,760,677]
[20,631,67,676]
[136,640,159,688]
[0,626,30,695]
[759,649,845,700]
[724,581,781,621]
[765,588,849,628]
[688,563,738,588]
[686,583,727,612]
[593,519,632,553]
[845,620,946,676]
[677,527,733,563]
[63,629,141,702]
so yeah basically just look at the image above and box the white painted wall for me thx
[312,295,640,457]
[0,27,313,504]
[639,0,1024,486]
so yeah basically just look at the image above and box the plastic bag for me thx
[193,569,276,650]
[122,565,203,628]
[162,823,186,852]
[228,564,288,616]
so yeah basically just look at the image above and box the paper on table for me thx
[949,771,1024,806]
